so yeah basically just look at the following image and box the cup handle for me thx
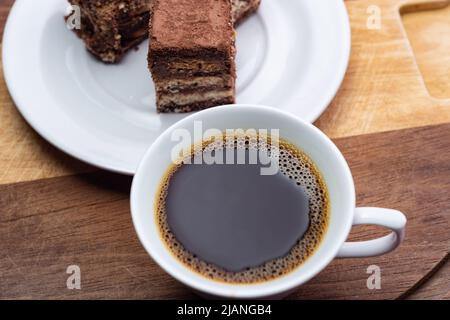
[337,207,407,258]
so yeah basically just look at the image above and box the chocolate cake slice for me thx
[68,0,151,63]
[148,0,236,113]
[68,0,260,63]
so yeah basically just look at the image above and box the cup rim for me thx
[130,104,355,298]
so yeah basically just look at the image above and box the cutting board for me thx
[0,0,449,299]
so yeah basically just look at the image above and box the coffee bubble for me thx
[155,134,329,284]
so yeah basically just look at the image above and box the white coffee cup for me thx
[130,104,406,299]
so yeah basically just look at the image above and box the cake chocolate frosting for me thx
[150,0,234,50]
[148,0,236,113]
[69,0,261,63]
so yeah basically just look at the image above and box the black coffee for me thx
[156,134,329,283]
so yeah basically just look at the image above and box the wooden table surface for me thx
[0,0,449,299]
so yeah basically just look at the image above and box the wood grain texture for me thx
[315,0,450,138]
[0,0,450,185]
[402,2,450,99]
[0,52,95,185]
[0,0,13,36]
[0,1,93,184]
[404,254,450,299]
[292,123,450,299]
[1,123,449,300]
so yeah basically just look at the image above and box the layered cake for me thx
[69,0,260,63]
[148,0,236,113]
[68,0,151,63]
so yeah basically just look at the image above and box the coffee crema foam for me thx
[155,134,330,284]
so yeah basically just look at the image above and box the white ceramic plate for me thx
[3,0,350,175]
